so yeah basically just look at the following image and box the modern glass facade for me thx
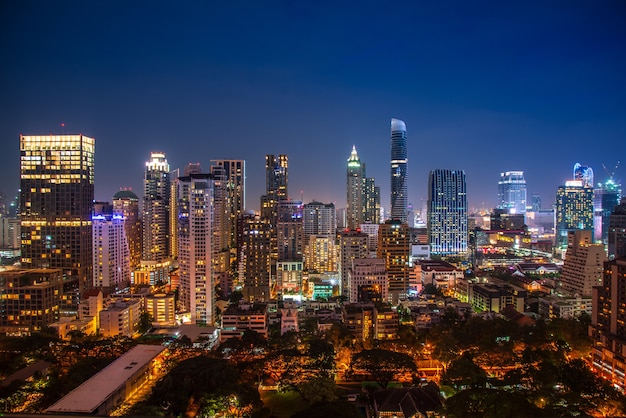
[390,118,408,223]
[142,152,170,262]
[555,180,594,250]
[427,169,468,255]
[497,171,527,214]
[20,134,95,294]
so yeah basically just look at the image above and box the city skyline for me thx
[1,2,625,213]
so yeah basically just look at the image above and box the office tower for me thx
[377,220,410,303]
[531,193,542,212]
[347,145,365,230]
[20,134,95,294]
[608,198,626,259]
[142,152,171,262]
[113,189,141,270]
[260,154,288,223]
[427,169,468,256]
[177,173,214,325]
[555,179,594,251]
[239,214,272,302]
[349,258,388,304]
[0,269,64,332]
[590,258,626,389]
[390,118,408,223]
[560,230,606,297]
[573,163,594,187]
[497,171,527,214]
[339,229,369,297]
[277,200,303,262]
[363,177,381,224]
[92,212,130,291]
[594,179,621,245]
[303,201,336,237]
[210,160,246,249]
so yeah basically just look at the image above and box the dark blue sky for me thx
[1,1,625,214]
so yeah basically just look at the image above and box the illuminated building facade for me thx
[608,198,626,260]
[377,220,410,302]
[0,268,64,333]
[348,258,387,304]
[92,213,130,291]
[555,180,594,250]
[390,118,408,223]
[260,154,288,223]
[590,258,626,391]
[594,179,621,245]
[303,201,336,237]
[145,292,176,327]
[304,234,337,273]
[20,134,94,294]
[142,152,170,262]
[277,200,303,262]
[497,171,527,214]
[240,214,272,302]
[177,173,214,326]
[427,169,468,256]
[210,159,245,250]
[339,229,369,298]
[346,146,380,230]
[113,189,141,270]
[573,162,594,187]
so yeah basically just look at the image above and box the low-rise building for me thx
[99,299,142,337]
[220,302,268,342]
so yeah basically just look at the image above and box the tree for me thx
[138,312,153,334]
[443,388,541,418]
[351,348,417,389]
[297,376,337,404]
[441,351,487,390]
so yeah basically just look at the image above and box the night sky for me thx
[1,1,625,214]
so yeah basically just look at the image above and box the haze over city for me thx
[1,1,625,212]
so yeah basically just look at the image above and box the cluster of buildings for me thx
[1,121,626,390]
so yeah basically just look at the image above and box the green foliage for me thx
[297,376,337,405]
[443,388,542,418]
[441,352,487,390]
[351,348,416,389]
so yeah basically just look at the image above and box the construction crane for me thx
[602,161,620,180]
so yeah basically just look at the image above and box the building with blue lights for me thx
[92,212,130,290]
[390,118,408,223]
[427,169,468,256]
[497,171,527,214]
[555,180,594,251]
[142,152,171,262]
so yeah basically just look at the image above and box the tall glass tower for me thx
[427,169,468,255]
[390,118,408,223]
[142,152,170,262]
[497,171,527,214]
[20,134,95,294]
[555,180,594,250]
[346,145,364,230]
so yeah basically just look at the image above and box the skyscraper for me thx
[594,179,621,245]
[210,160,246,250]
[260,154,288,223]
[113,189,141,270]
[390,118,408,223]
[427,169,468,256]
[608,197,626,260]
[346,145,365,230]
[142,152,170,262]
[92,212,130,291]
[497,171,527,214]
[177,173,214,325]
[555,180,594,251]
[20,134,95,294]
[377,220,410,303]
[346,146,380,230]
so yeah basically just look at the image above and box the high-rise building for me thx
[590,258,626,390]
[377,220,410,303]
[531,193,542,212]
[277,200,303,262]
[113,189,141,270]
[555,180,594,251]
[390,118,408,223]
[594,179,621,245]
[347,146,365,230]
[142,152,171,262]
[497,171,527,214]
[92,212,130,291]
[304,234,337,273]
[260,154,288,223]
[560,230,606,297]
[239,214,272,302]
[177,173,214,325]
[608,198,626,260]
[339,229,369,298]
[0,216,20,249]
[210,160,246,250]
[303,201,336,237]
[20,134,95,294]
[427,169,468,256]
[169,168,179,260]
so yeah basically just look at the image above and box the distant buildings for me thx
[346,145,380,229]
[497,171,527,214]
[390,118,408,223]
[113,189,141,270]
[20,134,95,294]
[594,179,621,245]
[427,169,468,256]
[348,258,388,303]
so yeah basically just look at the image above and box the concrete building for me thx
[145,292,176,328]
[348,258,388,304]
[537,295,592,319]
[560,230,606,297]
[220,302,268,341]
[113,189,141,270]
[47,344,165,416]
[304,234,337,273]
[378,220,410,302]
[339,229,369,298]
[92,213,130,291]
[99,298,142,337]
[142,152,171,262]
[470,281,527,313]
